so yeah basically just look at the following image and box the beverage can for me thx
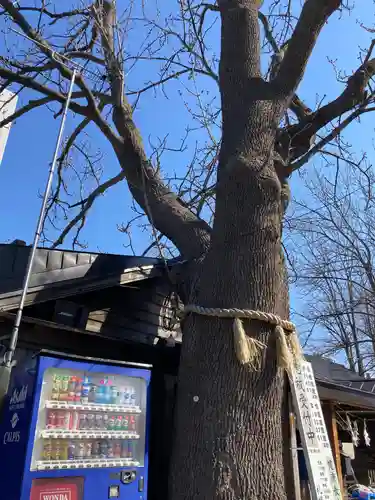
[56,411,65,429]
[129,387,136,407]
[53,440,62,461]
[127,440,134,458]
[107,442,114,458]
[95,414,103,430]
[81,376,91,403]
[118,387,124,405]
[60,441,68,461]
[85,441,92,458]
[104,385,111,404]
[68,376,76,400]
[43,439,53,460]
[122,415,129,430]
[88,385,97,403]
[58,375,69,401]
[92,440,100,458]
[120,440,128,458]
[75,378,82,402]
[114,442,121,458]
[110,386,118,405]
[63,411,71,430]
[123,387,130,406]
[76,442,85,459]
[99,440,108,458]
[87,413,95,430]
[52,375,61,399]
[79,413,87,430]
[103,414,109,428]
[51,388,59,401]
[107,416,115,430]
[116,388,123,405]
[68,441,76,460]
[47,411,56,429]
[115,416,122,431]
[61,376,70,392]
[95,385,105,404]
[129,415,136,431]
[70,411,80,430]
[51,376,60,400]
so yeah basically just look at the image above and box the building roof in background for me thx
[308,354,363,382]
[307,354,375,409]
[0,242,169,311]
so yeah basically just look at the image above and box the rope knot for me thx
[184,304,304,372]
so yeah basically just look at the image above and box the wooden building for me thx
[1,242,375,499]
[0,242,181,500]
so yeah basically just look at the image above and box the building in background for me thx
[0,89,17,165]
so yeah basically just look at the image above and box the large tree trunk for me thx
[168,1,292,496]
[168,2,290,498]
[169,122,289,499]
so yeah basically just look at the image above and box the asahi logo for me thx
[40,491,71,500]
[9,385,28,410]
[9,385,28,405]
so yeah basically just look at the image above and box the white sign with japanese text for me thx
[290,361,342,500]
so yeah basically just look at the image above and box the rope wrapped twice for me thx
[183,305,304,372]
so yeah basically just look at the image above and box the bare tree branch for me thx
[0,95,53,127]
[287,105,374,173]
[0,66,88,115]
[274,0,342,95]
[51,170,127,249]
[278,53,375,166]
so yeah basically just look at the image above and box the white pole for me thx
[3,69,77,367]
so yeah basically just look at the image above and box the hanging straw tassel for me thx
[275,325,293,372]
[232,317,266,368]
[288,329,304,366]
[183,304,302,370]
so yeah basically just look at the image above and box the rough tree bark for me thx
[169,1,342,499]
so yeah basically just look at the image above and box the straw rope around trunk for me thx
[183,305,304,372]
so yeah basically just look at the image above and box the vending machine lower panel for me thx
[20,355,151,500]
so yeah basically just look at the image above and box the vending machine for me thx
[0,351,151,500]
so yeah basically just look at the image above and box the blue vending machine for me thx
[0,351,151,500]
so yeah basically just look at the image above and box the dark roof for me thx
[307,355,375,409]
[0,243,168,311]
[307,354,364,383]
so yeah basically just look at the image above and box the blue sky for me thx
[0,2,373,353]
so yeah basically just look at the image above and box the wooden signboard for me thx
[290,361,343,500]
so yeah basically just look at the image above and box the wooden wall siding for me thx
[50,278,182,345]
[0,315,180,374]
[85,284,181,345]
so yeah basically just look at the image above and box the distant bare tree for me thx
[290,158,375,374]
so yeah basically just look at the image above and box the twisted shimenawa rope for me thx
[184,304,303,371]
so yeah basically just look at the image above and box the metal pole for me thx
[3,69,77,368]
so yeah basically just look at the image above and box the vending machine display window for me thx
[30,367,147,471]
